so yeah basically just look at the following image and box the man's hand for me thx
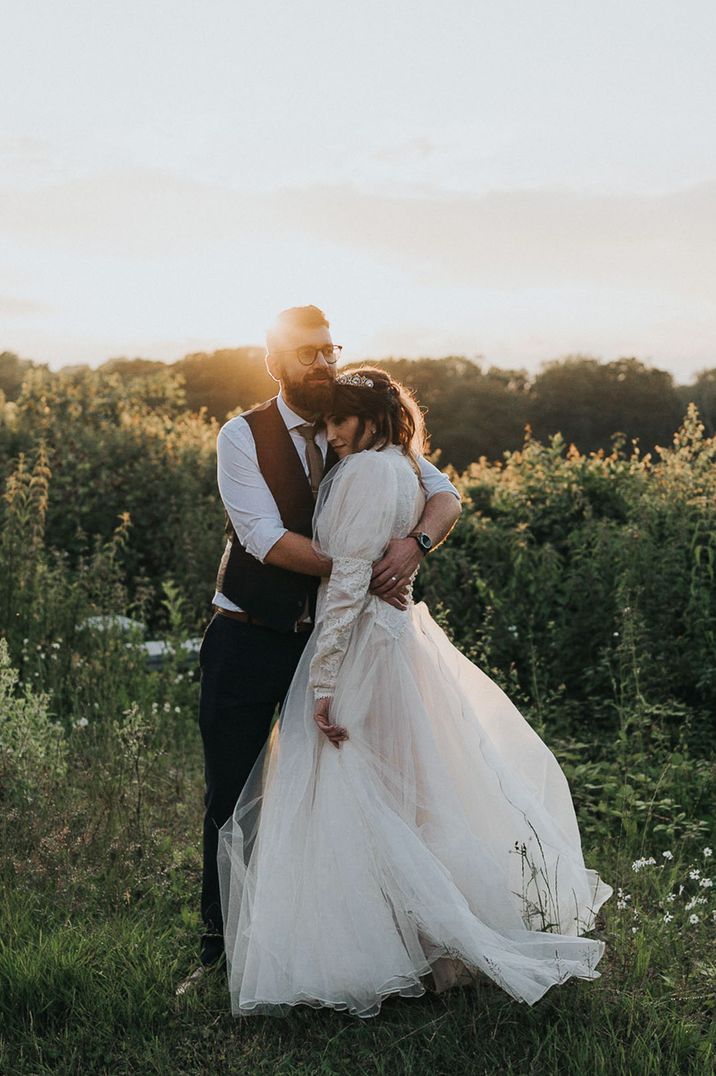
[369,537,422,609]
[313,697,349,749]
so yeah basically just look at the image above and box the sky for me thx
[2,0,715,382]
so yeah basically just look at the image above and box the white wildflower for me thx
[163,702,171,713]
[704,848,713,858]
[700,877,713,889]
[689,914,699,925]
[665,893,675,903]
[74,717,89,729]
[51,642,61,650]
[662,850,673,861]
[632,857,656,872]
[663,913,673,924]
[174,706,181,713]
[689,869,701,881]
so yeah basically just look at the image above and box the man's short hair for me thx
[266,305,330,354]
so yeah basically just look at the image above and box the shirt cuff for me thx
[240,521,288,563]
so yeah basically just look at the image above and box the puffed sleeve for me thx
[308,450,400,700]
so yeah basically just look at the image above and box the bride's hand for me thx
[313,697,349,749]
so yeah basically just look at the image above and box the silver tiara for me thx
[335,372,374,388]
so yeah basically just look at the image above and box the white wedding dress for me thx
[217,445,613,1018]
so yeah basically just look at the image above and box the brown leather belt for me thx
[212,604,314,633]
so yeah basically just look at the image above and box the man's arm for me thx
[264,532,332,577]
[370,490,461,602]
[218,420,332,577]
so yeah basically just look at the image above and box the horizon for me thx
[9,344,712,389]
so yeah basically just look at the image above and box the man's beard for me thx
[282,370,335,415]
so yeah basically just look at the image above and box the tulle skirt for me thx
[217,600,612,1018]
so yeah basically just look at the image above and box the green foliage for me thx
[417,404,716,728]
[0,637,67,806]
[0,363,714,1074]
[0,366,222,630]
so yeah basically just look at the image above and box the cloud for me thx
[1,169,715,306]
[371,137,436,163]
[0,295,49,316]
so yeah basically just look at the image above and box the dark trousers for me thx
[197,610,310,964]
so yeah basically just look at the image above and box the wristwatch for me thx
[410,530,433,555]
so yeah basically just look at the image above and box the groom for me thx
[183,305,461,989]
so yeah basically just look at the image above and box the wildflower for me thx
[662,850,673,861]
[631,926,637,933]
[689,869,701,881]
[74,717,89,729]
[665,893,675,903]
[174,706,181,713]
[613,632,619,638]
[699,877,713,888]
[689,914,699,925]
[631,857,656,872]
[704,848,713,858]
[663,913,673,923]
[163,702,171,713]
[51,654,58,661]
[51,642,61,650]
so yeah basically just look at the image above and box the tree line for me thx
[1,348,714,470]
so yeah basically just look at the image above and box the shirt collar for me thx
[277,388,320,432]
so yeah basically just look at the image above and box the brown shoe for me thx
[175,964,211,997]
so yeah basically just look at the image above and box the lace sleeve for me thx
[308,557,373,700]
[308,450,400,700]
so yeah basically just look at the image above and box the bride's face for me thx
[325,414,377,458]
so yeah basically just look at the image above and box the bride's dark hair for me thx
[325,366,427,474]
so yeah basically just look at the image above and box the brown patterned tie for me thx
[296,423,324,499]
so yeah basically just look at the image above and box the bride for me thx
[217,367,613,1018]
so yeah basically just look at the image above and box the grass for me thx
[1,694,714,1076]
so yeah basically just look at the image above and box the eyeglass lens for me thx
[297,346,341,365]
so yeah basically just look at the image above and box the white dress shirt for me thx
[212,389,460,612]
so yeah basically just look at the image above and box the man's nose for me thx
[312,350,331,372]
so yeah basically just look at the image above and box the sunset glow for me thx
[2,0,715,378]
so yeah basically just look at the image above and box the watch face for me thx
[418,532,432,550]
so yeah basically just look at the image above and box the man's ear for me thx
[265,351,281,383]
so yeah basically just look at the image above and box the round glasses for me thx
[274,345,342,367]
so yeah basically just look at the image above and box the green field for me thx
[1,377,714,1074]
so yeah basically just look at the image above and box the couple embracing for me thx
[182,304,612,1016]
